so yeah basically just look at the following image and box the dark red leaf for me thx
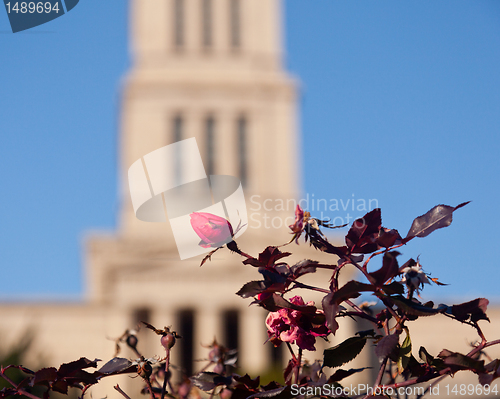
[260,382,281,391]
[64,369,99,385]
[382,281,405,295]
[377,228,402,248]
[386,295,448,317]
[236,281,269,298]
[321,292,339,335]
[451,298,489,323]
[327,367,369,383]
[283,359,297,385]
[331,280,376,304]
[418,346,445,370]
[368,251,400,287]
[323,337,367,368]
[438,350,485,373]
[322,281,377,335]
[257,293,317,314]
[345,209,382,254]
[478,360,500,386]
[260,246,291,265]
[375,334,399,359]
[290,259,318,278]
[250,386,288,398]
[58,357,99,377]
[32,368,58,386]
[97,358,136,376]
[233,374,260,390]
[404,202,470,242]
[308,231,349,257]
[190,372,232,391]
[51,380,69,394]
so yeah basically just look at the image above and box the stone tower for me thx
[119,0,300,241]
[86,0,309,382]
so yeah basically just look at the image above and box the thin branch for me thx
[339,311,379,325]
[374,357,389,388]
[295,348,303,385]
[114,384,132,399]
[285,342,296,360]
[145,378,156,399]
[291,281,329,294]
[0,370,42,399]
[160,349,171,399]
[79,384,92,399]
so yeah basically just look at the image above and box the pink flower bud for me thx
[190,212,234,248]
[289,205,304,234]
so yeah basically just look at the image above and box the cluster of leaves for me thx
[224,202,500,397]
[2,202,500,399]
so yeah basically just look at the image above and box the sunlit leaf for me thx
[323,337,367,368]
[404,202,470,242]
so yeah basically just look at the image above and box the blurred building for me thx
[0,0,358,397]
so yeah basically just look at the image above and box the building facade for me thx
[0,1,359,397]
[2,1,499,398]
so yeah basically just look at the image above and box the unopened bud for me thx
[126,334,138,349]
[161,333,176,349]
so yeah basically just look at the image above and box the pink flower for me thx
[190,212,234,248]
[265,295,328,351]
[289,205,304,234]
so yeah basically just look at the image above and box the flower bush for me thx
[2,202,500,399]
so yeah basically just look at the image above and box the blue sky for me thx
[1,1,499,303]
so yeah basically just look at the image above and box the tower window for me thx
[133,308,151,326]
[270,341,283,367]
[223,310,239,373]
[206,116,215,176]
[178,309,195,377]
[229,0,241,49]
[174,0,185,49]
[202,0,213,48]
[173,115,183,185]
[237,116,247,186]
[222,309,239,351]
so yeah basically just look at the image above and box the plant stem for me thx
[295,348,303,385]
[160,349,170,399]
[79,384,91,399]
[114,384,132,399]
[292,281,329,294]
[375,357,389,387]
[285,342,296,360]
[0,370,42,399]
[145,378,156,399]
